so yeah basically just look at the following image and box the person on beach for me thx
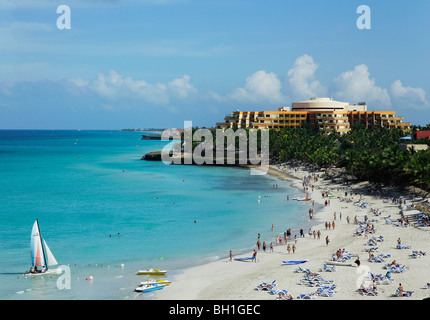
[257,239,261,250]
[317,230,321,240]
[325,236,330,246]
[325,222,328,230]
[328,222,331,230]
[252,250,257,262]
[332,221,335,230]
[398,283,403,296]
[270,242,273,252]
[287,244,291,254]
[300,228,304,237]
[292,244,296,254]
[229,250,232,262]
[262,241,266,252]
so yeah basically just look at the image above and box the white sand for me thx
[153,165,430,300]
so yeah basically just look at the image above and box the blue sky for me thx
[0,0,429,129]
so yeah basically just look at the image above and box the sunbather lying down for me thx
[396,289,414,297]
[396,284,414,297]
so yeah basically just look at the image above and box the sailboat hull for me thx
[24,267,61,276]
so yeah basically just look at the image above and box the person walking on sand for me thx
[287,244,291,254]
[229,250,232,262]
[292,244,296,254]
[332,221,335,230]
[325,236,330,246]
[317,230,321,240]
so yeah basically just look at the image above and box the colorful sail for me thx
[30,219,58,269]
[30,220,44,267]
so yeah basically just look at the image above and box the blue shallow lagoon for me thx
[0,130,312,299]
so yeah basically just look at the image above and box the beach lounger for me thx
[256,280,276,291]
[359,288,378,296]
[321,264,336,272]
[369,256,384,263]
[276,293,293,300]
[367,239,378,246]
[315,288,335,297]
[372,235,384,242]
[396,244,411,249]
[295,266,310,273]
[395,289,414,297]
[376,278,394,285]
[384,265,409,273]
[296,292,317,299]
[270,289,287,296]
[364,247,379,252]
[411,251,426,258]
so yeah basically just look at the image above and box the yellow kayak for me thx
[137,268,167,275]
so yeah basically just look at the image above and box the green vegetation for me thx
[269,126,430,192]
[175,125,430,192]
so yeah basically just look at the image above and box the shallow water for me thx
[0,130,312,299]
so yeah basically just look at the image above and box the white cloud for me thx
[332,64,391,106]
[390,80,428,109]
[229,70,287,104]
[71,71,197,105]
[287,54,327,100]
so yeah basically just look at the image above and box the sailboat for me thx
[25,219,60,276]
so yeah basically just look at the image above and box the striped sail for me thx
[30,220,58,268]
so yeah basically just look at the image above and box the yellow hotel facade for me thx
[216,97,411,134]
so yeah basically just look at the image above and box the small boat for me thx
[24,219,60,276]
[281,259,308,265]
[137,268,167,275]
[140,279,171,286]
[135,283,166,292]
[297,193,311,201]
[234,257,255,262]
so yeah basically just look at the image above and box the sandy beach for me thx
[152,164,430,300]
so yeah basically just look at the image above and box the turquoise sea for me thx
[0,130,314,300]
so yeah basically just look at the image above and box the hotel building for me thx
[216,97,411,134]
